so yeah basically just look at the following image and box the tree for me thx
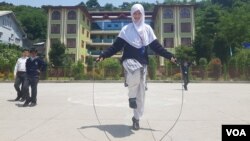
[198,4,221,38]
[193,34,214,62]
[148,56,157,80]
[100,58,121,79]
[49,40,66,67]
[19,11,47,41]
[72,60,85,80]
[14,6,44,40]
[164,0,176,4]
[198,57,207,79]
[103,3,114,11]
[190,0,196,3]
[218,2,250,59]
[193,3,222,62]
[119,2,131,10]
[211,0,234,7]
[118,2,154,11]
[207,58,222,80]
[77,2,86,7]
[213,34,230,63]
[86,0,100,10]
[0,44,20,80]
[139,2,155,11]
[0,2,13,9]
[175,46,196,62]
[0,4,47,41]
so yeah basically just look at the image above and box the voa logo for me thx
[226,129,246,136]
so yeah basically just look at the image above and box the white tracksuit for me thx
[123,59,147,120]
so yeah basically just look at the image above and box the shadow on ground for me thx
[79,124,158,138]
[7,99,16,102]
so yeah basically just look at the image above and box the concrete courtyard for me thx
[0,82,249,141]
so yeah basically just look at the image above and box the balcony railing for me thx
[92,38,114,43]
[88,50,102,55]
[88,50,123,56]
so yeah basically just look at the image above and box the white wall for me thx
[0,14,24,46]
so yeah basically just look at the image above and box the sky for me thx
[1,0,201,8]
[2,0,167,7]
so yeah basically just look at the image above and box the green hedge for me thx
[98,58,122,80]
[148,56,157,80]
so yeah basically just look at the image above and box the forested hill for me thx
[0,2,47,42]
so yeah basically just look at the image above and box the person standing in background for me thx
[22,48,46,107]
[13,49,29,101]
[181,60,195,91]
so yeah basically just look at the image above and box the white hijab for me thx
[118,4,156,48]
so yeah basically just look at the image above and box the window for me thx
[107,35,112,39]
[68,10,76,20]
[67,38,76,48]
[8,34,14,42]
[67,24,76,34]
[67,54,75,62]
[2,19,5,26]
[87,19,90,26]
[82,27,85,34]
[81,40,84,48]
[15,38,20,43]
[163,8,173,19]
[50,38,60,47]
[82,14,85,21]
[104,22,113,30]
[52,11,61,20]
[164,38,174,48]
[91,22,102,30]
[51,24,60,34]
[87,31,89,38]
[164,23,174,33]
[3,18,11,28]
[103,22,122,30]
[180,7,190,18]
[181,23,191,32]
[119,14,126,18]
[181,38,192,46]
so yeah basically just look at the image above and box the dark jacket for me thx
[26,57,46,77]
[181,61,192,75]
[100,37,173,65]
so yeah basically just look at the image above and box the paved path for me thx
[0,83,249,141]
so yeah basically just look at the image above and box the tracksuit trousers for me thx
[123,64,147,120]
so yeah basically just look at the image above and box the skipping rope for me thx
[91,62,185,141]
[159,63,185,141]
[92,62,112,141]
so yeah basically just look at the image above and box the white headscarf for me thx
[118,4,156,48]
